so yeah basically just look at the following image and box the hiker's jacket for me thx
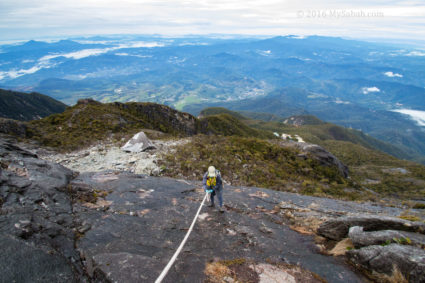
[202,172,223,192]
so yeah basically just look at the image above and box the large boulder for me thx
[293,143,349,178]
[349,226,425,248]
[347,244,425,282]
[121,131,156,153]
[317,215,425,241]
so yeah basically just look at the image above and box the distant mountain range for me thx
[186,88,425,164]
[0,88,67,121]
[1,35,425,162]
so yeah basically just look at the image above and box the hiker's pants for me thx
[211,189,223,207]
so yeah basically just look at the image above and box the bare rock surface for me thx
[0,137,85,282]
[3,136,425,282]
[71,172,368,283]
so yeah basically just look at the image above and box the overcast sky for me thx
[1,0,424,42]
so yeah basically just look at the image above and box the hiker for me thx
[203,166,224,212]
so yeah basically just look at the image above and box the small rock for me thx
[259,226,273,234]
[223,276,235,283]
[78,224,91,234]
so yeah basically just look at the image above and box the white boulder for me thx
[281,133,291,140]
[121,132,156,153]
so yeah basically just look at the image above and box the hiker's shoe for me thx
[208,203,215,207]
[219,207,225,213]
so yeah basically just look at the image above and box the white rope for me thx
[155,192,208,283]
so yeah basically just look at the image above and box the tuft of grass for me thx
[377,264,408,283]
[413,203,425,209]
[204,262,231,283]
[399,215,421,222]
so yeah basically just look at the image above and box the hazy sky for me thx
[1,0,424,41]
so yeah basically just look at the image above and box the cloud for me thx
[258,50,272,56]
[1,0,425,40]
[39,42,163,61]
[0,65,44,79]
[406,50,425,56]
[115,53,153,58]
[362,86,380,94]
[392,109,425,126]
[42,48,112,61]
[334,98,350,104]
[0,41,163,80]
[39,48,116,61]
[384,71,403,77]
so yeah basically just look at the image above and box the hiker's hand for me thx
[207,189,213,193]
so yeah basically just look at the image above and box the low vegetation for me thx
[199,107,248,120]
[27,99,200,151]
[159,135,367,200]
[199,108,425,200]
[26,100,272,151]
[199,113,274,139]
[19,101,425,200]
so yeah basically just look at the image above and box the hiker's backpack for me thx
[206,170,221,187]
[215,170,221,178]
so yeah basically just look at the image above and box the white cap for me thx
[208,166,216,177]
